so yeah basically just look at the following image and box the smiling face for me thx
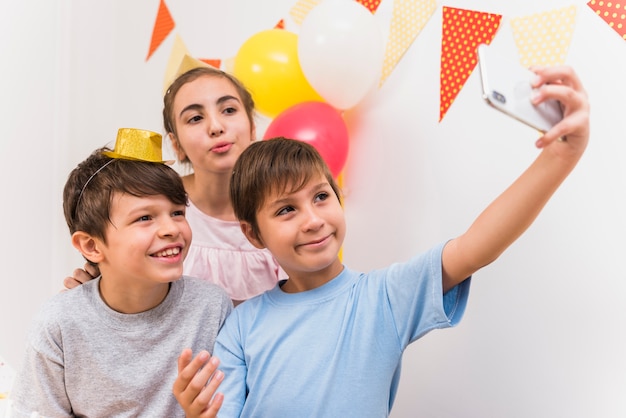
[96,192,192,288]
[242,174,345,290]
[169,74,256,175]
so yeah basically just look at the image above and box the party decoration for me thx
[587,0,626,41]
[162,34,191,94]
[511,6,577,67]
[264,101,349,177]
[439,7,502,122]
[298,0,385,110]
[234,29,324,118]
[380,0,437,86]
[199,58,221,68]
[147,0,175,61]
[290,0,322,25]
[356,0,382,14]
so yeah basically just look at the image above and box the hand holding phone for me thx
[477,43,563,133]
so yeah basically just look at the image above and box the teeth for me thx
[154,247,181,257]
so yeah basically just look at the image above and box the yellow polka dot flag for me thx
[355,0,382,14]
[439,7,502,122]
[380,0,437,86]
[510,6,577,67]
[289,0,322,26]
[587,0,626,41]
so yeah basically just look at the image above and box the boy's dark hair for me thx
[63,147,187,243]
[230,137,342,238]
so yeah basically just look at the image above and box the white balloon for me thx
[298,0,385,110]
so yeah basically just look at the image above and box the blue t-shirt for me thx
[213,242,471,418]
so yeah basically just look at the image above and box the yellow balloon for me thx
[234,29,324,118]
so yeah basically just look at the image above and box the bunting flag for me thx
[587,0,626,41]
[439,7,502,122]
[147,0,175,61]
[162,34,191,94]
[199,58,222,68]
[289,0,322,25]
[379,0,437,86]
[355,0,383,14]
[510,6,577,67]
[275,19,286,29]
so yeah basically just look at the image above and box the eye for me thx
[187,114,203,124]
[223,106,237,115]
[136,215,152,222]
[172,209,185,218]
[314,192,330,203]
[276,206,295,216]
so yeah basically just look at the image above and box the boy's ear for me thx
[71,231,104,264]
[168,133,187,161]
[240,222,265,249]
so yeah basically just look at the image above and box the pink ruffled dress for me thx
[183,201,285,301]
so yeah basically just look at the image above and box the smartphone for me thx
[476,43,563,133]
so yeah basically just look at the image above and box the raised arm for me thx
[442,65,590,292]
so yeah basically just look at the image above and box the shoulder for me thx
[180,276,232,306]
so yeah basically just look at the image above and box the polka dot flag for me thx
[380,0,437,86]
[510,6,577,67]
[439,7,502,122]
[587,0,626,41]
[289,0,322,25]
[355,0,382,14]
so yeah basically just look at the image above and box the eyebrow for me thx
[178,95,241,119]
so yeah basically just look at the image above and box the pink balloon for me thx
[263,102,349,177]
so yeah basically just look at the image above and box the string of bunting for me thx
[147,0,626,122]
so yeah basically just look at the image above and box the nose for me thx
[301,206,324,232]
[158,216,181,238]
[207,112,225,137]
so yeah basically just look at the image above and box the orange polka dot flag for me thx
[439,7,502,122]
[510,6,577,67]
[587,0,626,41]
[355,0,382,14]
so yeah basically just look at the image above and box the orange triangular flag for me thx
[587,0,626,41]
[355,0,382,14]
[147,0,175,61]
[275,19,285,29]
[199,58,222,68]
[439,7,502,122]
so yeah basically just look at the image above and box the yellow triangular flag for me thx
[380,0,437,86]
[289,0,322,25]
[162,34,191,94]
[510,6,577,67]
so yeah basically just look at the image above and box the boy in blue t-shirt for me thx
[174,65,590,417]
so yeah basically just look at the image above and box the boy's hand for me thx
[63,262,99,290]
[530,65,590,152]
[173,349,224,418]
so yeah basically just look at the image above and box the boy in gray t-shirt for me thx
[10,129,231,417]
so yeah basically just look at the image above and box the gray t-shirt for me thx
[10,276,232,417]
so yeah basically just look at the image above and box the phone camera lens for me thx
[492,91,506,104]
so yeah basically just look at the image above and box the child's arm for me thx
[442,65,590,293]
[172,349,224,418]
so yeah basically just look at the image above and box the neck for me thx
[98,278,171,314]
[280,258,344,293]
[182,172,236,220]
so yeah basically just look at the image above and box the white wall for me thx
[1,0,624,416]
